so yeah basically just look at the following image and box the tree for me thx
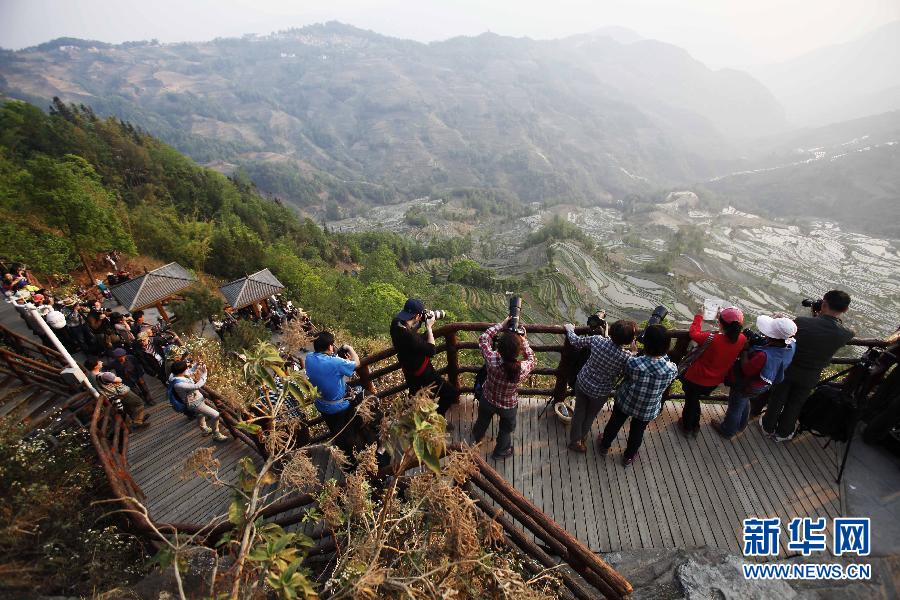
[25,154,135,282]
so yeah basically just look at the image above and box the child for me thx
[598,324,677,466]
[713,315,796,439]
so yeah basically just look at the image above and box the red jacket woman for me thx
[679,306,746,437]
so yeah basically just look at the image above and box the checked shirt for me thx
[479,322,535,409]
[565,330,631,400]
[615,354,678,421]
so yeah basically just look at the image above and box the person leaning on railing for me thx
[84,356,148,428]
[678,306,746,439]
[760,290,854,442]
[471,317,535,459]
[563,319,638,453]
[390,298,460,419]
[597,324,677,466]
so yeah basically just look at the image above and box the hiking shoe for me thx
[491,447,513,460]
[623,452,639,467]
[596,434,610,455]
[200,424,213,435]
[773,430,795,443]
[710,420,733,440]
[758,415,774,436]
[568,440,587,453]
[132,420,149,429]
[213,431,228,442]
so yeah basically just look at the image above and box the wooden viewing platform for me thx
[127,383,841,559]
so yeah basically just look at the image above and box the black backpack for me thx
[473,365,488,402]
[797,385,857,442]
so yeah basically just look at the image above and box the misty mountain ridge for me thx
[0,21,897,236]
[750,20,900,128]
[0,22,782,204]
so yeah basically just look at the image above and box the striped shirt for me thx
[565,330,631,399]
[615,355,678,421]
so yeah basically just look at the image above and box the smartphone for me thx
[702,298,720,321]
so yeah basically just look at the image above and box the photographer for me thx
[305,331,365,458]
[597,325,677,466]
[390,298,459,418]
[471,317,535,459]
[761,290,855,441]
[84,356,148,428]
[712,315,797,439]
[564,319,638,453]
[169,360,228,441]
[678,305,746,438]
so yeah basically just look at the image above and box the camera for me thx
[507,295,524,334]
[424,309,446,321]
[336,344,352,360]
[586,309,607,331]
[802,298,823,313]
[743,327,768,346]
[638,305,668,342]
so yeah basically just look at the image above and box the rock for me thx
[676,554,796,600]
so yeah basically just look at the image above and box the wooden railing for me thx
[0,324,66,366]
[352,321,888,404]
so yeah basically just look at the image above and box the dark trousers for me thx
[408,370,459,416]
[600,404,649,459]
[680,377,717,431]
[569,388,608,445]
[762,370,819,437]
[322,408,363,460]
[472,398,517,456]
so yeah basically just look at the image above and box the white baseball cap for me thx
[756,315,797,341]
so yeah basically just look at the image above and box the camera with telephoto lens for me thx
[802,298,824,313]
[586,309,607,331]
[336,345,352,360]
[638,305,668,343]
[423,309,446,321]
[743,328,768,346]
[507,295,525,335]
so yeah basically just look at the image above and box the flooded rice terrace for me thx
[328,199,900,340]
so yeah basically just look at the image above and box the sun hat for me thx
[31,293,44,304]
[756,315,798,341]
[45,310,66,329]
[396,298,426,321]
[719,306,744,324]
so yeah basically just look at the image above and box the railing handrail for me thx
[0,323,66,365]
[354,321,889,402]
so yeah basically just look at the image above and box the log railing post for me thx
[445,329,460,390]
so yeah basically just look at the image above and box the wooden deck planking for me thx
[126,396,841,557]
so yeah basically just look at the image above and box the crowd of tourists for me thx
[1,258,864,470]
[281,291,857,468]
[3,262,228,441]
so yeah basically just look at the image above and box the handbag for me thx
[677,333,715,377]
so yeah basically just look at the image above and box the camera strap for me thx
[412,357,430,377]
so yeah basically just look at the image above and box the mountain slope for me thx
[0,22,784,208]
[751,20,900,127]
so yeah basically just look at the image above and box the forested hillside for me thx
[0,99,495,334]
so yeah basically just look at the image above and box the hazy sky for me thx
[1,0,898,67]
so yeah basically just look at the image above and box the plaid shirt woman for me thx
[472,319,535,459]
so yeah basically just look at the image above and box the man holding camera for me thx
[390,298,459,419]
[761,290,855,441]
[305,331,364,457]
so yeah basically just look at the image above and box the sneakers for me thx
[568,440,587,453]
[623,451,639,467]
[772,430,795,443]
[596,434,610,455]
[710,420,733,440]
[758,415,774,436]
[491,446,513,460]
[200,424,213,435]
[213,431,228,442]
